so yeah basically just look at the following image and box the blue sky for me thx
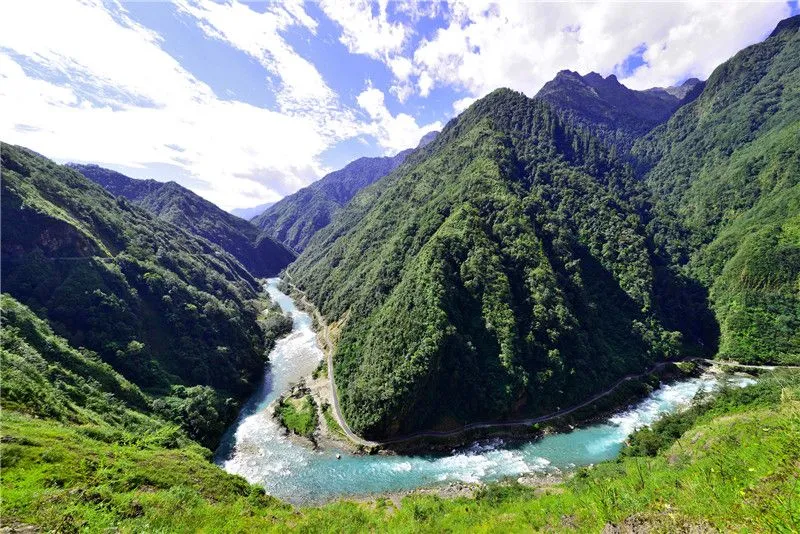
[1,1,797,210]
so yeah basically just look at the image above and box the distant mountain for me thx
[64,164,164,201]
[536,71,703,153]
[1,143,270,444]
[230,202,275,220]
[68,164,295,277]
[648,77,703,100]
[252,132,437,252]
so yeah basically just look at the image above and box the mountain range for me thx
[289,16,799,438]
[536,71,704,154]
[1,145,288,446]
[67,164,295,277]
[251,132,437,252]
[230,201,275,220]
[1,13,798,530]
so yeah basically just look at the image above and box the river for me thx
[215,278,754,505]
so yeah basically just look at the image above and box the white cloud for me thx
[356,84,441,153]
[318,0,408,60]
[174,0,339,117]
[452,96,477,115]
[409,1,790,106]
[0,0,362,210]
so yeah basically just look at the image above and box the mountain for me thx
[290,90,700,439]
[1,144,280,445]
[230,202,275,220]
[633,14,800,365]
[536,71,703,153]
[290,17,799,438]
[252,133,437,253]
[649,77,703,100]
[68,164,295,277]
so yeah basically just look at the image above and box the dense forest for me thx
[631,17,800,364]
[252,132,436,252]
[290,17,799,439]
[291,91,691,438]
[69,164,295,277]
[1,145,291,445]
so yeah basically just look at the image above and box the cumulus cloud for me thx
[174,0,339,117]
[318,0,408,60]
[357,83,441,153]
[412,2,790,100]
[2,0,790,209]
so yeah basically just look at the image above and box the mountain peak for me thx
[769,14,800,38]
[417,130,439,148]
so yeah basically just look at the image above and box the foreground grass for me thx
[2,371,798,532]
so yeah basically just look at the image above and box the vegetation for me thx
[252,146,416,252]
[633,17,800,364]
[288,16,799,438]
[3,334,797,532]
[321,402,346,439]
[290,88,698,439]
[2,14,799,534]
[69,164,295,277]
[536,70,702,155]
[0,145,291,444]
[276,394,318,438]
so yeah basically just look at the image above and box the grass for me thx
[322,402,346,439]
[2,370,798,532]
[276,395,318,438]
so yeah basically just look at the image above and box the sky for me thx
[1,1,797,211]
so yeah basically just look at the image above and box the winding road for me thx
[284,277,378,448]
[281,276,795,449]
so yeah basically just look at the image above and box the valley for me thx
[1,10,799,533]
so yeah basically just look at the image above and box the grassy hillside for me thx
[69,164,295,277]
[634,16,800,364]
[3,317,797,533]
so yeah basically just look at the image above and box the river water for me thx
[215,278,754,505]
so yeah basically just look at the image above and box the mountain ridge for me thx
[252,133,437,252]
[68,164,295,277]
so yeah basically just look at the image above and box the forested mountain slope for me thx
[252,134,436,253]
[290,90,701,439]
[633,15,800,364]
[1,144,276,445]
[536,71,703,153]
[69,164,295,277]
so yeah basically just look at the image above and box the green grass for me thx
[3,370,798,532]
[276,395,318,438]
[322,403,346,439]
